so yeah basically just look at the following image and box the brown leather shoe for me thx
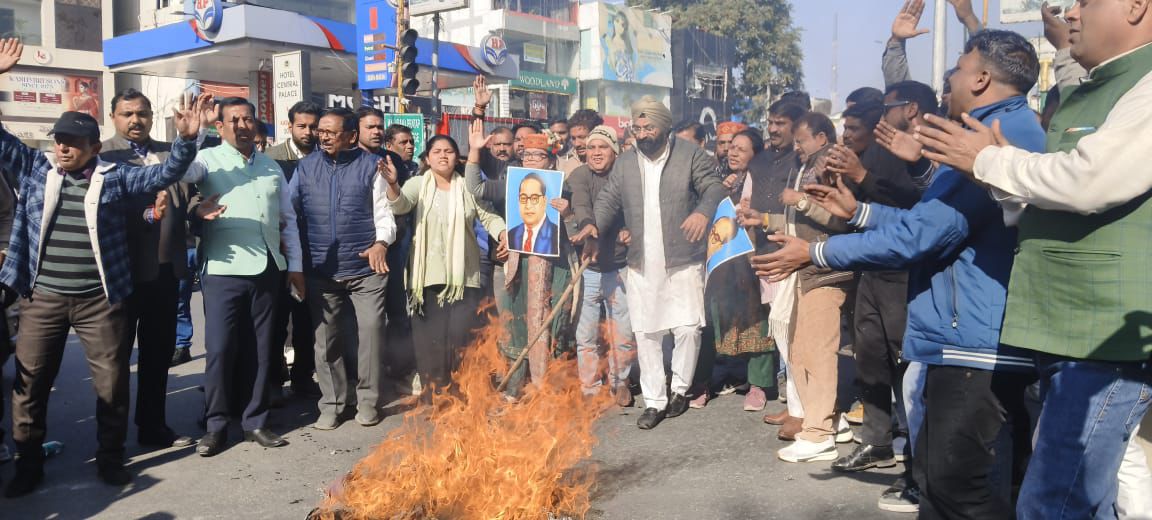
[778,417,803,441]
[763,409,792,425]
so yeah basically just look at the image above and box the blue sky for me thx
[792,0,1043,112]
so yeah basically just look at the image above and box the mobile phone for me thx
[290,285,304,302]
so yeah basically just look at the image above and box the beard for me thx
[636,132,669,158]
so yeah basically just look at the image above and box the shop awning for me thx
[102,4,517,96]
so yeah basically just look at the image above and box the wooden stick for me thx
[496,256,592,393]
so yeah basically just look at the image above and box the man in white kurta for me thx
[624,142,707,418]
[585,96,724,430]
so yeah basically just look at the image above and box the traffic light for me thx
[399,28,420,96]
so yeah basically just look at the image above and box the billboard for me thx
[1000,0,1074,24]
[599,3,672,87]
[0,69,103,121]
[357,1,396,91]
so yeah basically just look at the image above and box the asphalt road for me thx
[0,293,908,520]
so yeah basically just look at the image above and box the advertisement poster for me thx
[505,166,562,258]
[0,70,102,121]
[599,3,673,87]
[1000,0,1074,23]
[706,199,755,283]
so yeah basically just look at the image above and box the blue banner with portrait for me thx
[505,166,563,258]
[706,198,755,284]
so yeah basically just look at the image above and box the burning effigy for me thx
[310,314,615,520]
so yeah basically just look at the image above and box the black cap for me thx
[48,111,100,144]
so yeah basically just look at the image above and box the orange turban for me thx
[717,121,748,136]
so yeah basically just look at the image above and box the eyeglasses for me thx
[630,124,659,134]
[316,129,344,138]
[883,100,911,111]
[520,151,548,160]
[518,194,545,205]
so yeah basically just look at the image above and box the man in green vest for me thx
[181,97,305,457]
[914,2,1152,516]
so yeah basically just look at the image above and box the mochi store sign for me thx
[273,51,311,142]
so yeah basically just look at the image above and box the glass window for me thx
[55,0,101,51]
[494,0,571,22]
[1,0,44,47]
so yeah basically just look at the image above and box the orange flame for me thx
[316,316,615,520]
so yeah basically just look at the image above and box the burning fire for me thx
[314,317,615,520]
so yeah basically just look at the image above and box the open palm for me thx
[892,0,929,41]
[0,38,25,75]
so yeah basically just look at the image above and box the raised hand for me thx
[826,144,868,184]
[680,212,709,243]
[468,118,491,151]
[915,113,1008,175]
[196,193,228,220]
[947,0,983,33]
[0,38,24,75]
[892,0,929,41]
[473,75,493,108]
[1041,2,1071,50]
[173,93,214,140]
[876,120,925,162]
[377,155,398,186]
[804,174,859,221]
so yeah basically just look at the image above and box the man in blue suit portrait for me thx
[508,172,559,256]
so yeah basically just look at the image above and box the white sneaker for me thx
[778,438,838,463]
[893,436,908,462]
[835,415,854,443]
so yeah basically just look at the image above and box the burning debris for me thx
[312,318,615,520]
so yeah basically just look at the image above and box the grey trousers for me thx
[306,273,388,417]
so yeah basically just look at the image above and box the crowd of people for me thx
[0,0,1148,517]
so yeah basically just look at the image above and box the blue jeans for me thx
[902,360,927,455]
[175,247,197,350]
[1018,354,1152,519]
[575,269,636,393]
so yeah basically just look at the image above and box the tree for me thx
[630,0,804,122]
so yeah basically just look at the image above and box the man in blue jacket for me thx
[288,107,395,430]
[0,35,213,497]
[752,30,1045,518]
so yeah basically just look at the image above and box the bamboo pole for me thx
[496,257,592,393]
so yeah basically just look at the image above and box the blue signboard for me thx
[356,0,396,90]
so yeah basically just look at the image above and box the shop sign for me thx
[0,69,103,121]
[481,34,508,67]
[523,42,546,65]
[188,0,224,39]
[509,71,576,96]
[273,51,310,141]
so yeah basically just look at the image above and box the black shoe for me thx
[832,443,896,472]
[243,429,287,448]
[196,430,227,457]
[4,465,44,497]
[170,348,192,367]
[665,393,689,418]
[636,408,666,430]
[97,463,133,486]
[290,379,322,399]
[878,477,920,513]
[139,427,195,448]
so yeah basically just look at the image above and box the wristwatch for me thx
[795,194,811,212]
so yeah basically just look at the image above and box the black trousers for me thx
[854,271,909,446]
[410,286,482,390]
[123,263,179,432]
[272,286,314,387]
[917,365,1033,520]
[201,261,280,432]
[11,290,129,467]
